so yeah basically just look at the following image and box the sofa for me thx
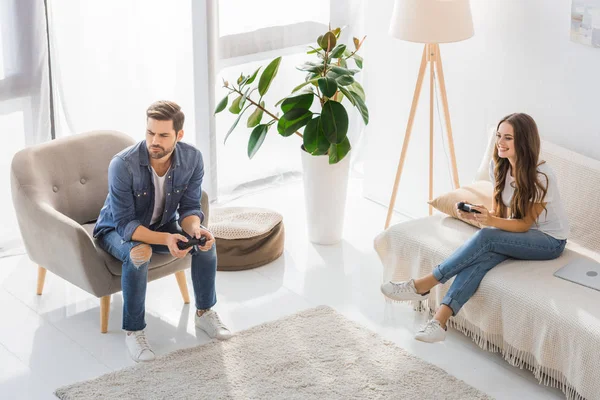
[374,135,600,400]
[10,130,210,333]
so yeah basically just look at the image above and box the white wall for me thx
[362,0,600,219]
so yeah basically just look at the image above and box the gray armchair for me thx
[10,130,209,333]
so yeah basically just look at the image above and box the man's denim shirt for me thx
[93,141,205,241]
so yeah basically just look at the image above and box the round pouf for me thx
[208,207,284,271]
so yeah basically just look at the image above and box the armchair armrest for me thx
[15,197,113,297]
[201,189,210,225]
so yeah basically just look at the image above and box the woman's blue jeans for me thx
[97,220,217,331]
[432,227,566,315]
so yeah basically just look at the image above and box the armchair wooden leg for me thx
[175,271,190,304]
[36,266,47,295]
[100,295,111,334]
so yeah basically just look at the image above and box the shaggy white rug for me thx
[55,306,490,399]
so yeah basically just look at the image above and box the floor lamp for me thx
[384,0,474,229]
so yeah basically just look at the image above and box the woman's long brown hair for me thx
[492,113,548,221]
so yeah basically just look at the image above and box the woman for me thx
[381,113,569,343]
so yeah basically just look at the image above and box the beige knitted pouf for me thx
[208,207,284,271]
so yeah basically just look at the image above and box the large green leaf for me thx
[321,100,349,144]
[348,81,366,101]
[290,78,319,94]
[303,117,330,155]
[224,105,250,144]
[318,77,338,98]
[240,87,251,108]
[296,62,325,74]
[336,75,355,86]
[306,72,320,81]
[246,67,261,85]
[281,92,314,113]
[349,90,369,125]
[290,81,310,94]
[247,101,264,128]
[353,54,363,69]
[258,57,282,96]
[247,124,270,159]
[318,31,337,52]
[277,108,313,137]
[328,136,351,164]
[338,86,355,106]
[330,44,346,58]
[329,66,356,76]
[214,95,228,114]
[229,95,242,114]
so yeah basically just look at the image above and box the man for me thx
[94,100,231,362]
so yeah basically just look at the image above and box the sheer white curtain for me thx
[47,0,218,197]
[0,0,51,252]
[214,0,368,200]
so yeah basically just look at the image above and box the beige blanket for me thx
[374,214,600,400]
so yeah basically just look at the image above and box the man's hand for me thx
[189,225,215,252]
[165,233,193,258]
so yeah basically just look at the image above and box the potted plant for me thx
[215,27,368,244]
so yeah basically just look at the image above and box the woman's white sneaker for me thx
[414,319,447,343]
[195,310,233,340]
[125,330,155,362]
[380,279,430,302]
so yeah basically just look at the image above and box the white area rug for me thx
[55,306,490,399]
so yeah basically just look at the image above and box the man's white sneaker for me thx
[195,310,233,340]
[414,319,447,343]
[125,330,155,362]
[380,279,430,302]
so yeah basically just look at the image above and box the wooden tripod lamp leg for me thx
[433,44,460,189]
[384,45,429,229]
[429,45,435,216]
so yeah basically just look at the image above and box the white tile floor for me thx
[0,178,563,399]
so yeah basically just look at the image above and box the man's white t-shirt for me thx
[150,166,170,226]
[489,160,570,240]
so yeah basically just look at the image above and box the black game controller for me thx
[177,236,207,250]
[457,202,481,214]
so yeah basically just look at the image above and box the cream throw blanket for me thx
[374,139,600,400]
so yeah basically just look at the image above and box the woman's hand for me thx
[472,205,493,226]
[456,201,477,221]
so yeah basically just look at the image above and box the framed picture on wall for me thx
[571,0,600,47]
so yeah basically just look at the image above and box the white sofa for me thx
[374,136,600,400]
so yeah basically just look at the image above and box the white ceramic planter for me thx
[300,146,350,245]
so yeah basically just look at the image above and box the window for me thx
[215,0,339,197]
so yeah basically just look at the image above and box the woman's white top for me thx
[489,160,570,240]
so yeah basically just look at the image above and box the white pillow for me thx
[473,126,497,183]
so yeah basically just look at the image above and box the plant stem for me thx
[230,87,303,138]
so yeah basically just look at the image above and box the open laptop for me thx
[554,257,600,292]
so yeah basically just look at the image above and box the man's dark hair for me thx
[146,100,185,133]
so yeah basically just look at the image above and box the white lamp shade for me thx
[389,0,474,44]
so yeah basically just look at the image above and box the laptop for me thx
[554,257,600,292]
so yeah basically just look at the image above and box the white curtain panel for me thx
[47,0,219,196]
[0,0,52,251]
